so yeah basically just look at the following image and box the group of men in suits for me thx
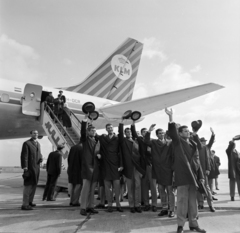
[21,106,234,233]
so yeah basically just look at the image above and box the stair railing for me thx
[44,104,76,147]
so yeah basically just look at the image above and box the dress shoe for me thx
[212,191,217,195]
[168,211,175,218]
[106,206,113,212]
[158,209,168,216]
[116,207,123,212]
[69,202,73,206]
[212,196,218,201]
[231,197,235,201]
[130,207,135,213]
[72,203,80,207]
[216,187,219,190]
[189,226,206,232]
[87,208,98,214]
[135,207,142,213]
[29,203,36,207]
[143,205,150,211]
[80,209,87,216]
[95,203,105,209]
[177,226,183,233]
[209,206,215,212]
[21,205,33,210]
[47,198,56,201]
[42,197,46,201]
[198,205,204,210]
[152,206,157,212]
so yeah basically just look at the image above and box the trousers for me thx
[43,174,58,200]
[22,184,37,206]
[70,184,82,204]
[197,175,213,207]
[177,185,199,228]
[142,165,157,207]
[229,178,240,197]
[80,179,97,209]
[104,179,121,207]
[125,167,142,207]
[158,184,175,211]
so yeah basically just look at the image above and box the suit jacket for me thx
[226,141,240,179]
[169,122,204,187]
[20,138,43,185]
[67,143,83,184]
[60,95,66,103]
[96,133,122,180]
[119,123,145,179]
[131,125,151,171]
[144,131,173,186]
[46,150,62,176]
[81,121,100,181]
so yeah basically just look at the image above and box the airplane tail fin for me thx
[65,38,143,102]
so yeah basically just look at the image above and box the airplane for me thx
[0,38,224,187]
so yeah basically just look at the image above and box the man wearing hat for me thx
[21,130,43,210]
[42,144,64,201]
[59,90,66,104]
[192,127,216,212]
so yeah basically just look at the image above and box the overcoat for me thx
[208,152,217,179]
[67,143,83,185]
[226,141,240,179]
[168,122,204,187]
[144,131,173,186]
[46,150,62,176]
[62,107,72,128]
[96,133,122,180]
[214,155,221,177]
[81,121,100,182]
[20,138,43,186]
[131,125,150,173]
[118,123,145,179]
[192,134,214,174]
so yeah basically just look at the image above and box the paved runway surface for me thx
[0,172,239,233]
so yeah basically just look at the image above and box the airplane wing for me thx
[99,83,224,119]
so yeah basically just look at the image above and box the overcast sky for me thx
[0,0,240,169]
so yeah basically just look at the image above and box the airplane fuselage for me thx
[0,78,122,140]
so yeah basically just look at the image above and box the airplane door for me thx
[22,84,43,116]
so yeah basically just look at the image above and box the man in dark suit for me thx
[42,144,64,201]
[144,126,175,217]
[226,139,240,201]
[131,123,155,212]
[213,152,221,190]
[67,142,83,206]
[96,123,123,213]
[165,108,206,233]
[21,130,43,210]
[80,114,100,216]
[193,128,216,211]
[119,120,145,213]
[59,90,66,104]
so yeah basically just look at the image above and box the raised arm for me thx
[118,123,124,143]
[131,122,139,140]
[192,133,203,151]
[165,108,180,143]
[81,114,88,142]
[207,127,215,149]
[144,124,155,147]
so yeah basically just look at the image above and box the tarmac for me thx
[0,171,239,233]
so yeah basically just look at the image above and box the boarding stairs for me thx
[39,103,82,162]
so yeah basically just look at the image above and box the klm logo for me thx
[114,66,131,75]
[111,54,132,81]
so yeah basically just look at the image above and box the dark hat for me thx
[233,135,240,141]
[191,120,202,132]
[82,102,95,114]
[200,137,207,142]
[57,144,65,150]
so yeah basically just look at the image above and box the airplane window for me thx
[1,93,9,103]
